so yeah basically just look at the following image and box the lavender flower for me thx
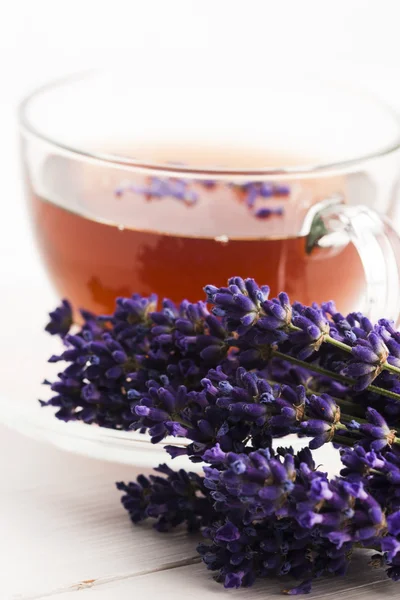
[205,277,270,335]
[290,306,330,360]
[42,277,400,595]
[198,518,313,591]
[240,182,290,219]
[116,177,198,206]
[117,464,215,532]
[194,444,388,593]
[340,445,386,476]
[41,295,229,429]
[45,299,73,338]
[299,394,341,449]
[117,177,289,219]
[118,427,400,594]
[254,207,284,219]
[209,450,296,520]
[342,333,390,390]
[348,408,397,451]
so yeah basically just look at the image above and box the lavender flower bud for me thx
[45,299,73,338]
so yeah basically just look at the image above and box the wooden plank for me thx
[30,556,400,600]
[0,427,200,600]
[3,421,398,600]
[0,425,352,600]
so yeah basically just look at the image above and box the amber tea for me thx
[28,148,365,315]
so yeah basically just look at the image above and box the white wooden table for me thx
[1,422,400,600]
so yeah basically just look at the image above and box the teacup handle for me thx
[304,196,400,322]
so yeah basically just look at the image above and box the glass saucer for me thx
[0,281,340,472]
[0,390,341,474]
[0,390,189,468]
[1,284,187,468]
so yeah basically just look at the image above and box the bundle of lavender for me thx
[42,277,400,595]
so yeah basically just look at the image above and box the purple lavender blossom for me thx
[240,181,290,219]
[258,292,292,336]
[203,448,297,522]
[348,408,397,451]
[254,207,284,219]
[205,277,270,335]
[116,177,199,206]
[342,332,389,390]
[290,306,330,360]
[116,177,288,219]
[45,299,73,338]
[117,464,215,532]
[41,294,229,430]
[42,277,400,595]
[299,394,341,449]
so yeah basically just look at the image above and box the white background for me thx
[2,0,400,291]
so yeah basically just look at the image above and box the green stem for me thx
[325,335,352,353]
[288,323,400,378]
[329,397,365,419]
[272,350,352,383]
[339,411,368,425]
[272,349,400,402]
[366,383,400,400]
[384,363,400,377]
[332,433,357,447]
[335,423,348,433]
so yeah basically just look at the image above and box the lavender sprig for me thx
[117,464,215,532]
[45,299,72,338]
[205,278,400,393]
[119,444,400,594]
[42,279,400,448]
[42,276,400,594]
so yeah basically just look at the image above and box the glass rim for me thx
[18,69,400,178]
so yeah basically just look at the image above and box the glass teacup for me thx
[19,71,400,320]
